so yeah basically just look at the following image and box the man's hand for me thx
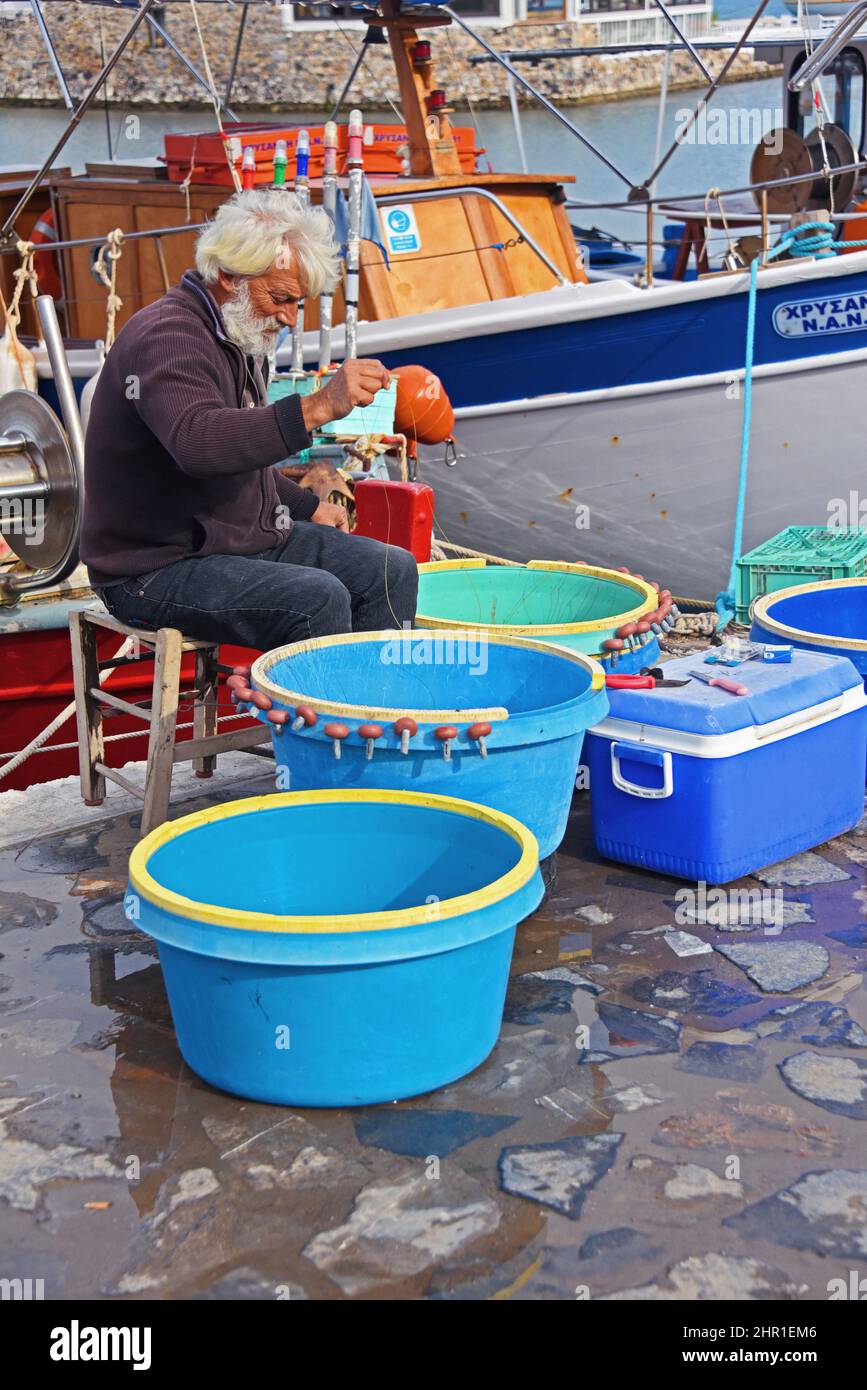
[301,359,392,433]
[312,500,350,531]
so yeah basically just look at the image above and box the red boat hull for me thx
[0,627,259,792]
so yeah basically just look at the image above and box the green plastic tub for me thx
[415,559,658,662]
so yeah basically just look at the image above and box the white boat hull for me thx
[424,350,867,597]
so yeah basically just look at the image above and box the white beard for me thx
[220,279,281,359]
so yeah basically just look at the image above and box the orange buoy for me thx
[392,364,455,444]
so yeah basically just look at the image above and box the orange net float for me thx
[391,364,455,445]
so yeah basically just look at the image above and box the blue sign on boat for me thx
[773,290,867,338]
[382,204,421,255]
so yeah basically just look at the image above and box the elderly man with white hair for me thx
[81,189,418,651]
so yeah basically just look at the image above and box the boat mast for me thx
[377,0,462,177]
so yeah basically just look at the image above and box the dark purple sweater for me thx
[81,271,318,587]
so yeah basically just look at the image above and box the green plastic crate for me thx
[735,525,867,623]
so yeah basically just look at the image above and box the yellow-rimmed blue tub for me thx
[126,789,543,1107]
[248,630,608,859]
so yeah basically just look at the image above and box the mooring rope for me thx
[92,228,125,351]
[0,709,256,767]
[704,187,736,264]
[2,239,38,382]
[189,0,242,194]
[0,634,134,784]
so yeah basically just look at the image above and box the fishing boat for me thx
[4,0,867,601]
[3,0,867,798]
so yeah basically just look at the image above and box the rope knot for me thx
[94,227,125,351]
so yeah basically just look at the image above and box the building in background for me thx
[281,0,714,42]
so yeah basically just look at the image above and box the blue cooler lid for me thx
[604,649,863,736]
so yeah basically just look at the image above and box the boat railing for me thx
[376,186,572,286]
[0,184,574,301]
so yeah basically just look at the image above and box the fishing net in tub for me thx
[415,559,668,671]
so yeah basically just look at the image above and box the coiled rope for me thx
[715,218,867,628]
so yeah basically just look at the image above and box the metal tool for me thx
[688,668,749,696]
[607,672,691,689]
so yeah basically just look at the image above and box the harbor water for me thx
[1,74,780,247]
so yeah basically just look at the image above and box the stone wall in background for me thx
[0,3,779,111]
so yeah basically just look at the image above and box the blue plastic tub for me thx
[585,648,867,883]
[751,578,867,679]
[127,790,543,1107]
[248,631,608,858]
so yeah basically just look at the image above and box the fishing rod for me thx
[433,5,635,190]
[640,0,774,195]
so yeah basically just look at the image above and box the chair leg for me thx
[193,644,219,779]
[140,627,183,837]
[70,611,106,805]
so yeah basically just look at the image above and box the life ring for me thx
[30,208,63,303]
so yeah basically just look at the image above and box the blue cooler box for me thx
[585,649,867,883]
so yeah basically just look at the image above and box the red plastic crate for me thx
[164,121,479,185]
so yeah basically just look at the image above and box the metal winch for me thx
[0,295,84,604]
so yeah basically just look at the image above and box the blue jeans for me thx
[98,522,419,650]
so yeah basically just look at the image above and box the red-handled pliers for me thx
[605,673,691,689]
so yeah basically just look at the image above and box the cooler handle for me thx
[611,740,673,800]
[752,694,844,742]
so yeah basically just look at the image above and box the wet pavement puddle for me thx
[1,786,867,1300]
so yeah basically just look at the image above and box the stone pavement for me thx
[1,777,866,1300]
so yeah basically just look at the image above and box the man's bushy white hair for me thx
[195,188,340,295]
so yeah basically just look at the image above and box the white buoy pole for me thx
[291,128,310,375]
[345,108,363,361]
[319,119,338,371]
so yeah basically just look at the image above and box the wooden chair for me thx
[69,609,270,838]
